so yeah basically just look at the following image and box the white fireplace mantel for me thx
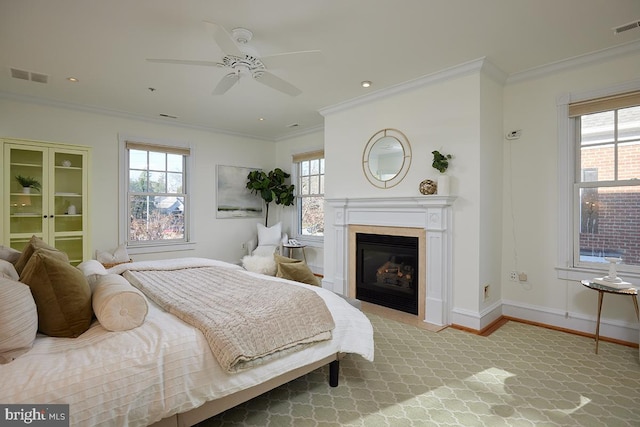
[325,196,456,326]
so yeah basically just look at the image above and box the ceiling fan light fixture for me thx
[361,80,372,88]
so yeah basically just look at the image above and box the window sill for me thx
[293,237,324,248]
[556,265,640,283]
[127,241,196,255]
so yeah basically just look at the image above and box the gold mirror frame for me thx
[362,128,412,189]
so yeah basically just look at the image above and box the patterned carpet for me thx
[197,313,640,426]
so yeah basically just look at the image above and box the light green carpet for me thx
[197,313,640,426]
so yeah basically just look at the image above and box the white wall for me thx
[501,50,640,342]
[0,98,276,264]
[321,60,504,328]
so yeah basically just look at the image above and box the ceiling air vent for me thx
[614,20,640,34]
[287,123,300,129]
[10,68,49,83]
[10,68,29,80]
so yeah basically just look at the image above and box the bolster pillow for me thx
[92,274,148,332]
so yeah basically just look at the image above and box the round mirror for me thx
[362,129,412,188]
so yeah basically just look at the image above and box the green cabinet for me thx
[2,138,91,265]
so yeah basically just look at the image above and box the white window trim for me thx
[118,134,196,254]
[290,151,324,247]
[556,80,640,282]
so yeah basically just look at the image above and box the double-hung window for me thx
[122,140,191,250]
[569,91,640,273]
[293,150,324,240]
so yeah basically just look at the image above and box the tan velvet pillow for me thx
[14,235,64,275]
[274,253,302,265]
[20,249,92,338]
[276,261,321,286]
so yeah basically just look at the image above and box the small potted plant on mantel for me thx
[15,175,41,194]
[431,150,452,195]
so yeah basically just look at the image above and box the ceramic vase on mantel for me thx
[437,174,450,196]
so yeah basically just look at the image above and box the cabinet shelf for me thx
[10,162,42,168]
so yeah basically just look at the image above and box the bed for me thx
[0,256,374,427]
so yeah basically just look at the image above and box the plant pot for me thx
[437,174,450,196]
[22,187,31,194]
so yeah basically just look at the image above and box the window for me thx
[122,140,190,249]
[293,150,324,238]
[570,91,640,272]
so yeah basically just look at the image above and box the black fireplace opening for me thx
[355,232,419,315]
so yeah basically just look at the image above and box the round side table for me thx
[580,280,639,354]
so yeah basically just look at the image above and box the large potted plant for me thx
[431,150,453,195]
[246,168,295,226]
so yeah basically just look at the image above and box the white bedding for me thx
[0,258,374,427]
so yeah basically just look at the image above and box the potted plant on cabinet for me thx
[15,175,41,194]
[246,168,295,226]
[431,150,452,195]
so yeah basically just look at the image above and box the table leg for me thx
[595,290,603,354]
[632,295,639,321]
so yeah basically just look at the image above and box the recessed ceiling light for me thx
[67,77,79,82]
[361,81,372,88]
[259,117,265,121]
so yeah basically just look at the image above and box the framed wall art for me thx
[216,165,263,218]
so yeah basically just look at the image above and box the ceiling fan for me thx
[147,21,321,96]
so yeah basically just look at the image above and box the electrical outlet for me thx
[509,271,518,281]
[483,284,490,300]
[241,242,246,250]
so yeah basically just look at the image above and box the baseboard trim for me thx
[453,314,638,349]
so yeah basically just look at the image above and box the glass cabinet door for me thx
[6,146,46,250]
[52,151,85,265]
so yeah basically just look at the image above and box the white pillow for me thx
[257,222,282,246]
[77,259,108,291]
[96,244,130,264]
[0,245,21,264]
[0,260,19,281]
[92,274,148,332]
[0,277,38,364]
[242,255,277,276]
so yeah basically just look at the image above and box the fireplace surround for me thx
[325,196,455,326]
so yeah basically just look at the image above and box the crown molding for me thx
[0,90,275,142]
[319,57,502,117]
[507,40,640,84]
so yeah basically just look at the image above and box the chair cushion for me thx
[257,222,282,246]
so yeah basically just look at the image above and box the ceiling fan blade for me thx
[203,21,244,57]
[255,71,301,97]
[146,58,224,67]
[212,73,239,95]
[260,50,323,69]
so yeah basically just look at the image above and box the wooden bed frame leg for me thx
[329,360,339,387]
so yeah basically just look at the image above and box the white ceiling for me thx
[1,0,639,140]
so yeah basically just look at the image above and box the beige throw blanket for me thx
[122,265,335,372]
